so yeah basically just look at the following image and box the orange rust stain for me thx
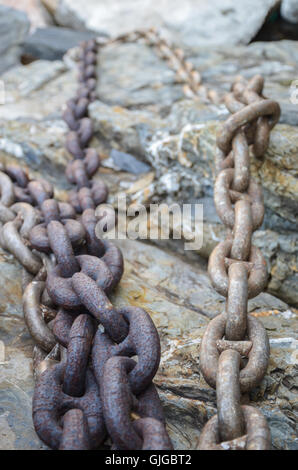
[113,106,125,114]
[126,286,149,306]
[121,285,157,316]
[251,310,280,318]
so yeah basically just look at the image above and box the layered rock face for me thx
[0,10,297,451]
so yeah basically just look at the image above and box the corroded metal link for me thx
[230,199,252,261]
[0,170,15,206]
[53,308,75,348]
[66,159,90,188]
[231,131,250,192]
[30,218,85,253]
[101,356,170,450]
[0,202,15,224]
[133,418,173,450]
[81,208,105,257]
[59,409,91,450]
[46,250,122,309]
[92,306,161,395]
[47,220,80,277]
[216,350,245,441]
[68,181,108,213]
[198,405,271,450]
[10,202,40,238]
[231,75,271,157]
[33,363,106,449]
[72,273,128,341]
[63,314,95,397]
[23,281,56,352]
[66,149,100,188]
[27,180,54,207]
[0,214,42,274]
[214,168,264,230]
[5,164,29,188]
[225,262,248,341]
[217,99,280,156]
[200,313,270,393]
[208,238,267,299]
[33,343,61,381]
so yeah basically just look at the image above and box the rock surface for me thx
[281,0,298,23]
[0,0,52,30]
[0,34,297,450]
[23,27,98,60]
[0,5,30,74]
[52,0,279,47]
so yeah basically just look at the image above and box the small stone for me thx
[110,148,150,174]
[23,27,98,61]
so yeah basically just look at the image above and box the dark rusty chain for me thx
[198,75,280,450]
[0,38,172,450]
[0,31,281,451]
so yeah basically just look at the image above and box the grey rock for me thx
[0,5,30,74]
[89,100,166,159]
[23,27,98,61]
[281,0,298,23]
[110,149,150,174]
[97,42,183,108]
[0,59,74,120]
[53,0,279,48]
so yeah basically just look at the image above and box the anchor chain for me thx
[0,38,172,450]
[198,75,280,450]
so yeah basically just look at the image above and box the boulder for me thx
[0,5,30,74]
[281,0,298,23]
[52,0,279,47]
[23,27,98,61]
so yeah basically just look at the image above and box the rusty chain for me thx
[97,27,220,104]
[0,31,281,451]
[0,37,172,450]
[198,75,280,450]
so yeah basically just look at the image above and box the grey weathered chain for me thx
[198,75,280,450]
[0,30,280,450]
